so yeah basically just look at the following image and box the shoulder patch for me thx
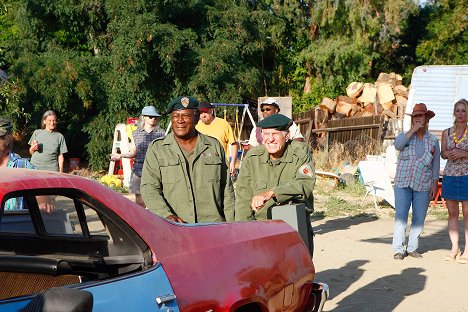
[299,164,314,177]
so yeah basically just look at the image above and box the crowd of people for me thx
[1,97,467,262]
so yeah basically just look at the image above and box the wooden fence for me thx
[235,106,385,150]
[293,109,384,150]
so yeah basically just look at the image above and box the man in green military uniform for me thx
[235,114,315,221]
[141,96,235,223]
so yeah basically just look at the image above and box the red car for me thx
[0,168,328,311]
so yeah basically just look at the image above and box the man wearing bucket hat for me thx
[196,101,238,176]
[111,105,165,207]
[235,114,315,221]
[247,97,303,149]
[392,103,440,260]
[141,96,235,223]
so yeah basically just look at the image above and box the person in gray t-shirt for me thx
[28,110,68,172]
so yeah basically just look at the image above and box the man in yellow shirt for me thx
[196,102,238,176]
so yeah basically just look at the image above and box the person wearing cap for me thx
[0,117,55,213]
[195,101,238,176]
[392,103,440,260]
[235,114,315,221]
[28,110,68,172]
[247,97,303,150]
[141,96,235,223]
[111,105,165,207]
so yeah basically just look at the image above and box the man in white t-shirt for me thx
[247,97,303,149]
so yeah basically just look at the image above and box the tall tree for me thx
[296,0,418,110]
[416,0,467,64]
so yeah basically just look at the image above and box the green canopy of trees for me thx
[0,0,466,170]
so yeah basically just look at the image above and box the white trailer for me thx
[404,65,468,170]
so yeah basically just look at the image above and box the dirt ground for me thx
[311,208,468,312]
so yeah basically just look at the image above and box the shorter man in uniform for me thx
[247,97,303,149]
[196,101,238,176]
[141,96,235,223]
[235,114,315,221]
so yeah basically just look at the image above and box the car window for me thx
[42,195,106,236]
[1,195,107,237]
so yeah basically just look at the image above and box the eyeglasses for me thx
[261,108,273,112]
[145,116,157,119]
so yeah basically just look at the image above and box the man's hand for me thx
[38,202,55,214]
[430,182,438,200]
[110,153,122,161]
[36,195,55,214]
[251,190,276,212]
[229,161,236,177]
[166,214,185,223]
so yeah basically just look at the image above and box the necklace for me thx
[453,124,467,146]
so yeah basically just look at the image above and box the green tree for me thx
[295,0,418,110]
[416,0,467,64]
[2,0,272,169]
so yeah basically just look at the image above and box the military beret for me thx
[257,114,292,131]
[0,118,13,136]
[166,96,199,114]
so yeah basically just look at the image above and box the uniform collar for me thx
[162,132,215,158]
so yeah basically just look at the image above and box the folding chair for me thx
[358,160,395,209]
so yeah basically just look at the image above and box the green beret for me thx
[257,114,292,131]
[0,118,13,136]
[166,96,199,114]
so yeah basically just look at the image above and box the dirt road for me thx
[312,214,468,312]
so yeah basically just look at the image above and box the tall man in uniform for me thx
[141,96,235,223]
[247,97,303,149]
[196,101,238,176]
[235,114,315,221]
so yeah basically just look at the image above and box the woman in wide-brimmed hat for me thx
[392,103,440,260]
[441,99,468,263]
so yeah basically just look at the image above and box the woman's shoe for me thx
[445,250,461,261]
[458,257,468,264]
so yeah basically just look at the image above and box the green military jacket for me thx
[141,132,235,223]
[235,141,315,220]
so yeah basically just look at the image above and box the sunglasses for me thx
[261,108,273,112]
[145,116,157,119]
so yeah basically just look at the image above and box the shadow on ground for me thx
[316,260,426,312]
[312,214,379,235]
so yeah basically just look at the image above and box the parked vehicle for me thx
[0,168,328,312]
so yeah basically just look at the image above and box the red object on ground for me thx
[431,181,446,208]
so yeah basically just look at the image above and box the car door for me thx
[0,191,179,311]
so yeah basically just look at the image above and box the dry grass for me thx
[313,134,384,171]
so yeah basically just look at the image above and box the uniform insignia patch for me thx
[299,164,313,177]
[181,97,189,107]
